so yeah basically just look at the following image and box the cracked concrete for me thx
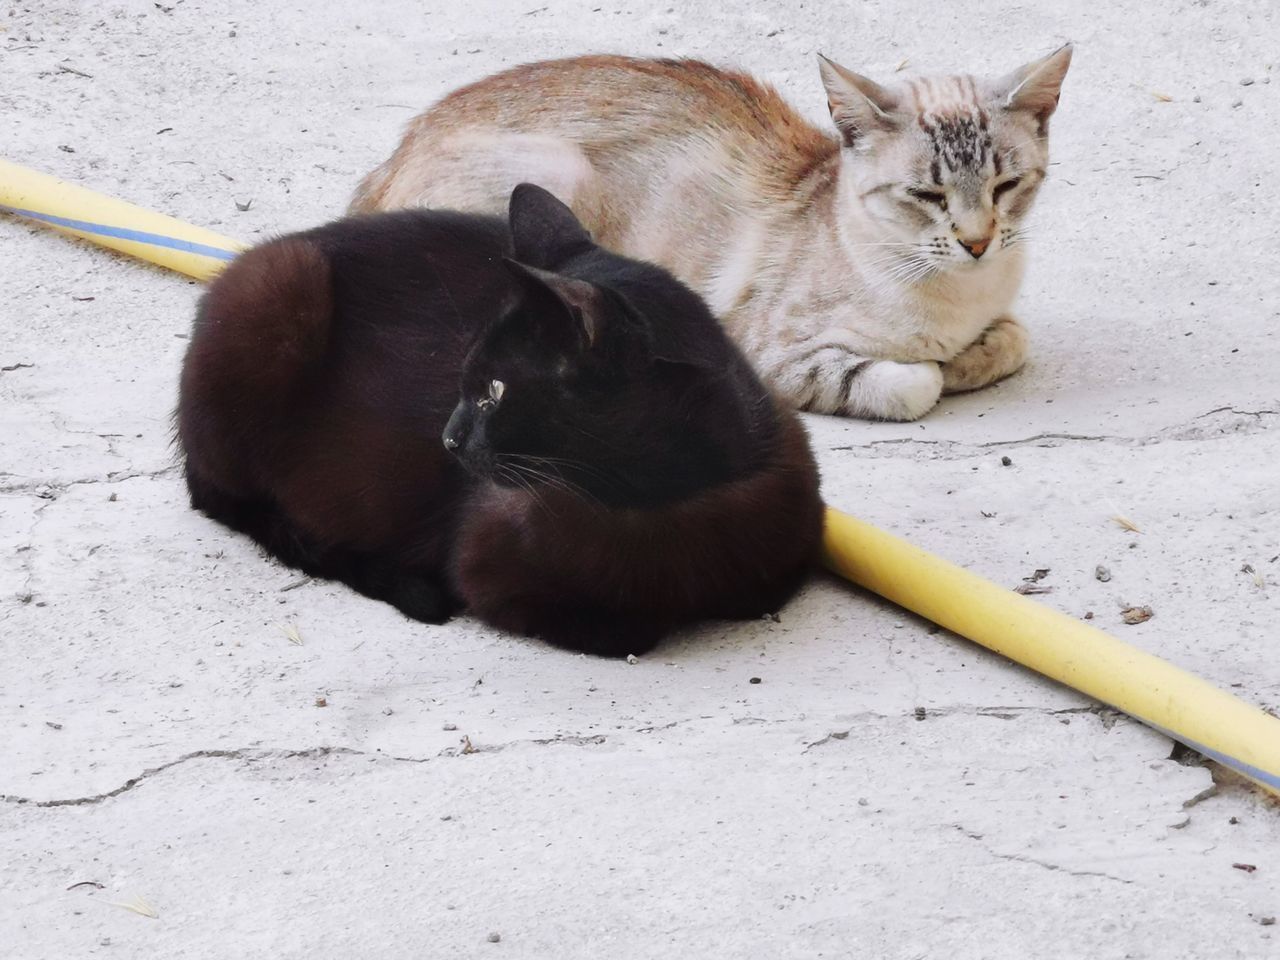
[2,1,1278,958]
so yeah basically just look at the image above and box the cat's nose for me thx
[957,235,991,259]
[443,405,470,454]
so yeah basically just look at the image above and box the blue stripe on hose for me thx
[1146,721,1280,791]
[1,205,239,261]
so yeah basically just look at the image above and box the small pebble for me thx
[443,722,457,731]
[1084,611,1094,620]
[1260,917,1276,927]
[1121,605,1154,625]
[857,797,869,807]
[1000,455,1012,467]
[1095,565,1112,583]
[749,676,762,684]
[625,653,638,665]
[314,696,327,708]
[45,721,63,730]
[382,707,394,716]
[1240,77,1255,86]
[1232,99,1244,108]
[487,932,502,943]
[1230,816,1240,825]
[914,706,927,721]
[1193,94,1202,103]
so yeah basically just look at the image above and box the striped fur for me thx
[352,47,1072,420]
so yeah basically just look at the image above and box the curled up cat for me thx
[352,46,1072,421]
[176,184,824,657]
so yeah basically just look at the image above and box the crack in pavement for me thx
[6,466,181,601]
[1,735,608,809]
[825,407,1279,460]
[803,704,1125,751]
[952,825,1135,885]
[0,465,179,496]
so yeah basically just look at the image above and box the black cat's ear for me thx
[508,183,593,269]
[502,258,606,352]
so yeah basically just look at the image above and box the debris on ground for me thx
[108,894,158,919]
[1121,605,1154,625]
[1111,514,1142,533]
[1095,565,1112,582]
[1232,862,1257,873]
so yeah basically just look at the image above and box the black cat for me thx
[177,184,824,656]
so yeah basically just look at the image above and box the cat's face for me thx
[821,45,1072,278]
[443,184,726,507]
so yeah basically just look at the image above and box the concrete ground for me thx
[2,1,1278,957]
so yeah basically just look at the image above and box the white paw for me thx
[855,360,943,421]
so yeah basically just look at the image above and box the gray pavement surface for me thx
[2,2,1278,957]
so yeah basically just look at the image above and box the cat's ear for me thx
[817,54,900,146]
[507,183,594,269]
[502,258,605,352]
[991,43,1073,121]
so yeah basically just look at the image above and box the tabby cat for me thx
[177,184,823,656]
[352,47,1072,421]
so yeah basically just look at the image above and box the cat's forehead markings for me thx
[917,102,995,177]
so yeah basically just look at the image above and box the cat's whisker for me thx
[871,254,939,288]
[1000,136,1049,164]
[496,462,559,515]
[843,241,917,248]
[501,452,621,492]
[498,456,610,511]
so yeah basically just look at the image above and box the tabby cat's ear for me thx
[502,258,605,351]
[991,43,1073,121]
[508,183,594,270]
[817,54,900,146]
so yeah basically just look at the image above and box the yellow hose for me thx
[823,509,1280,796]
[0,158,244,280]
[4,158,1277,797]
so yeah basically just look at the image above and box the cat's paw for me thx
[850,359,943,421]
[384,576,460,627]
[941,316,1028,395]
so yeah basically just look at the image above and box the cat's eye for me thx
[908,188,948,209]
[478,378,505,410]
[992,177,1023,202]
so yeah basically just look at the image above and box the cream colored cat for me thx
[352,47,1072,420]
